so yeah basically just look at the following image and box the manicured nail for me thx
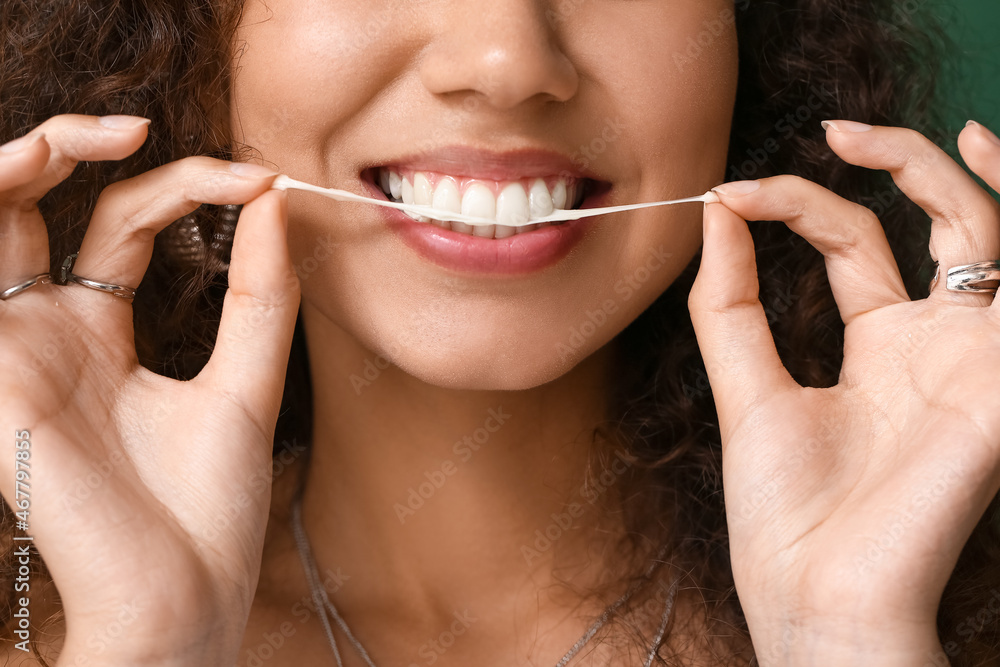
[230,161,279,179]
[98,115,152,130]
[967,120,1000,146]
[0,132,46,154]
[712,180,761,197]
[821,120,873,133]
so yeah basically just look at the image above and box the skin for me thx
[231,0,736,664]
[1,2,1000,667]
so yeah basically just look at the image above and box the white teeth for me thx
[414,172,433,206]
[389,170,402,200]
[377,167,582,238]
[401,176,431,223]
[432,178,462,219]
[430,178,460,231]
[529,178,554,219]
[496,182,530,227]
[401,176,413,204]
[461,183,496,238]
[551,180,567,209]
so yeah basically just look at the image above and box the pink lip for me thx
[359,146,612,276]
[375,145,606,182]
[362,173,608,275]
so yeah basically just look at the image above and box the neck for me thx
[296,300,629,626]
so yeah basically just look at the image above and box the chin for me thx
[385,337,605,392]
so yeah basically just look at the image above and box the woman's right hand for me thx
[0,115,301,666]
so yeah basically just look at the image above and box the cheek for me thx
[229,0,403,172]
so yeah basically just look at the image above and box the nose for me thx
[419,0,579,110]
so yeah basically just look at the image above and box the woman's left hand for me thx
[688,120,1000,665]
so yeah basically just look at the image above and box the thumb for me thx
[688,201,796,437]
[200,189,301,427]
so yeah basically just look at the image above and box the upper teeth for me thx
[377,168,583,238]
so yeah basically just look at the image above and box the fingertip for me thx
[820,119,874,134]
[957,121,1000,194]
[965,119,1000,141]
[712,180,761,200]
[959,120,1000,153]
[97,115,152,131]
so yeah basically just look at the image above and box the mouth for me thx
[358,146,613,275]
[360,167,606,238]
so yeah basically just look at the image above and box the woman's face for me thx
[230,0,738,390]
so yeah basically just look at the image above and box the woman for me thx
[1,0,998,664]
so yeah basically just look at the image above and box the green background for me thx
[941,0,1000,199]
[943,0,999,130]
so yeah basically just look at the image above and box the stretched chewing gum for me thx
[271,174,719,228]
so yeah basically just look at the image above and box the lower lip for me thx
[361,173,604,275]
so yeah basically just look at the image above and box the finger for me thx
[3,114,152,207]
[821,120,1000,307]
[0,133,52,286]
[70,158,280,305]
[712,175,910,326]
[958,121,1000,310]
[958,120,1000,200]
[0,132,51,192]
[688,201,798,441]
[199,190,300,437]
[1,115,151,287]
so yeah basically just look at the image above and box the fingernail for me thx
[967,119,1000,147]
[0,132,45,154]
[99,115,152,130]
[821,119,873,133]
[712,180,761,197]
[230,161,279,179]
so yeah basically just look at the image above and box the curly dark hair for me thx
[1,0,998,664]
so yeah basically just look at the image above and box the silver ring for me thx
[0,273,53,301]
[59,252,137,302]
[945,260,1000,293]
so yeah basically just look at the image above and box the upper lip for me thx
[366,145,608,183]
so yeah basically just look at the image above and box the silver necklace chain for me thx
[291,492,679,667]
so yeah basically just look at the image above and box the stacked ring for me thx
[0,252,138,302]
